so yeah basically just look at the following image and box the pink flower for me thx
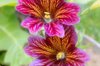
[16,0,80,37]
[24,26,89,66]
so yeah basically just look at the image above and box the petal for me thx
[24,36,55,58]
[21,17,43,34]
[29,59,54,66]
[16,4,31,14]
[17,0,64,16]
[16,0,43,17]
[37,0,64,13]
[55,3,80,25]
[45,26,77,52]
[62,26,78,51]
[46,36,62,51]
[44,22,64,38]
[30,58,67,66]
[29,59,43,66]
[67,48,89,66]
[64,26,77,44]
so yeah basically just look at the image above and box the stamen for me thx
[56,52,65,60]
[44,12,52,23]
[44,12,51,19]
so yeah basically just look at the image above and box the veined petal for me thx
[46,36,62,51]
[30,58,67,66]
[37,0,64,13]
[24,36,55,57]
[44,22,64,38]
[67,48,89,66]
[30,59,54,66]
[29,59,44,66]
[46,26,77,52]
[21,17,43,34]
[55,3,80,25]
[62,26,77,51]
[64,25,77,44]
[16,4,32,14]
[17,0,64,16]
[58,14,80,25]
[16,0,43,17]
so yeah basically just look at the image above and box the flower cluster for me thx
[16,0,89,66]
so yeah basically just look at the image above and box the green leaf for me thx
[0,0,17,7]
[0,51,6,63]
[77,8,100,42]
[0,6,32,66]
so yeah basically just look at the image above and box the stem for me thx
[83,34,100,48]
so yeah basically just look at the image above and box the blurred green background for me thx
[0,0,100,66]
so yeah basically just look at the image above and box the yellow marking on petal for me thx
[56,52,65,60]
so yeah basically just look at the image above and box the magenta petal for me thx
[24,36,52,57]
[74,49,90,62]
[18,0,26,4]
[18,0,34,4]
[29,59,54,66]
[16,4,31,14]
[65,3,80,13]
[64,25,78,45]
[67,48,89,66]
[44,22,64,38]
[29,59,44,66]
[56,3,80,25]
[21,17,43,34]
[60,14,80,25]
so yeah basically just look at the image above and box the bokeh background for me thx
[0,0,100,66]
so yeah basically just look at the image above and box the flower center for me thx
[56,52,65,60]
[44,12,52,23]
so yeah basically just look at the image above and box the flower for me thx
[16,0,80,37]
[24,26,89,66]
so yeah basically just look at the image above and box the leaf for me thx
[5,45,33,66]
[90,0,100,9]
[0,51,6,63]
[0,6,32,66]
[77,8,100,42]
[0,0,17,7]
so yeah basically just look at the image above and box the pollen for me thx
[44,12,51,19]
[56,52,65,60]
